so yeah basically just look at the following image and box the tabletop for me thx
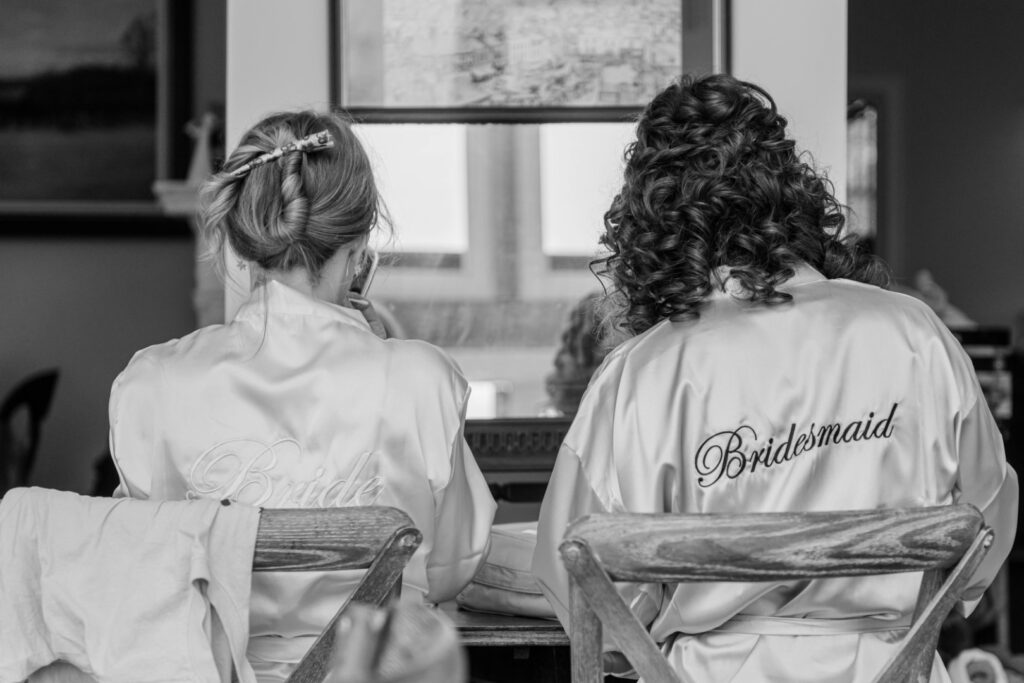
[440,601,570,647]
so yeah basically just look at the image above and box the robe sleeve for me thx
[108,353,159,500]
[533,357,664,650]
[951,387,1018,614]
[424,429,497,603]
[932,321,1019,614]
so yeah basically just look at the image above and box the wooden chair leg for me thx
[570,575,603,683]
[907,569,945,683]
[562,540,680,683]
[287,527,421,683]
[872,528,994,683]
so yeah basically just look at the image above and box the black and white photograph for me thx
[341,0,682,108]
[0,1,1022,682]
[0,0,159,211]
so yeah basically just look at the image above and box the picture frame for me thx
[0,0,190,218]
[331,0,729,124]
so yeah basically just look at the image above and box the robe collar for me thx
[233,279,372,332]
[709,263,826,301]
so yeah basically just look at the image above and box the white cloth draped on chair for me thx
[0,488,260,683]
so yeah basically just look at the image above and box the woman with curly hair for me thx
[533,74,1017,682]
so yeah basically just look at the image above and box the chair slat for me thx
[569,579,605,683]
[254,507,418,572]
[563,541,681,683]
[564,506,983,583]
[285,517,422,683]
[871,528,994,683]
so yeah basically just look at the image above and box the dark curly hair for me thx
[595,73,889,337]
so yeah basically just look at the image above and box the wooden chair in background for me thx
[0,369,58,494]
[559,505,993,683]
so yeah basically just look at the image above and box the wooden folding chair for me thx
[559,505,993,683]
[254,506,423,683]
[0,369,59,494]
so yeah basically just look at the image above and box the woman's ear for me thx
[347,246,366,282]
[348,234,371,277]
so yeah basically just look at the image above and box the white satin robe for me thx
[533,266,1018,683]
[109,280,495,681]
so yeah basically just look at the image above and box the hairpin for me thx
[229,130,335,178]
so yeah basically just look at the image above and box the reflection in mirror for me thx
[846,101,878,248]
[353,122,633,417]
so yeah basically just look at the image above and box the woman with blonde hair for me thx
[108,110,495,681]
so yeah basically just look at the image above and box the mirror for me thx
[355,122,632,418]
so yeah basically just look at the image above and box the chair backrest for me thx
[559,505,993,683]
[253,506,423,683]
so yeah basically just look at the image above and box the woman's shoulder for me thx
[386,336,460,367]
[381,339,471,434]
[114,324,231,387]
[821,278,956,336]
[592,319,695,379]
[827,277,935,311]
[384,337,468,390]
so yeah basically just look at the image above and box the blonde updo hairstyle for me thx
[200,110,384,281]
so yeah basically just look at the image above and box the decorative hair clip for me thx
[229,130,335,178]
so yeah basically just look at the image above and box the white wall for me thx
[731,0,847,201]
[224,0,331,317]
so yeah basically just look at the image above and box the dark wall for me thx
[0,0,226,493]
[193,0,226,124]
[0,232,195,493]
[849,0,1024,327]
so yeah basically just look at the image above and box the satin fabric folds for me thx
[0,488,259,683]
[533,266,1018,683]
[109,281,495,682]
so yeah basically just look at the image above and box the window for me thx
[355,124,469,256]
[357,123,631,416]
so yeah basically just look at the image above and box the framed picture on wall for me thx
[331,0,729,123]
[0,0,188,217]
